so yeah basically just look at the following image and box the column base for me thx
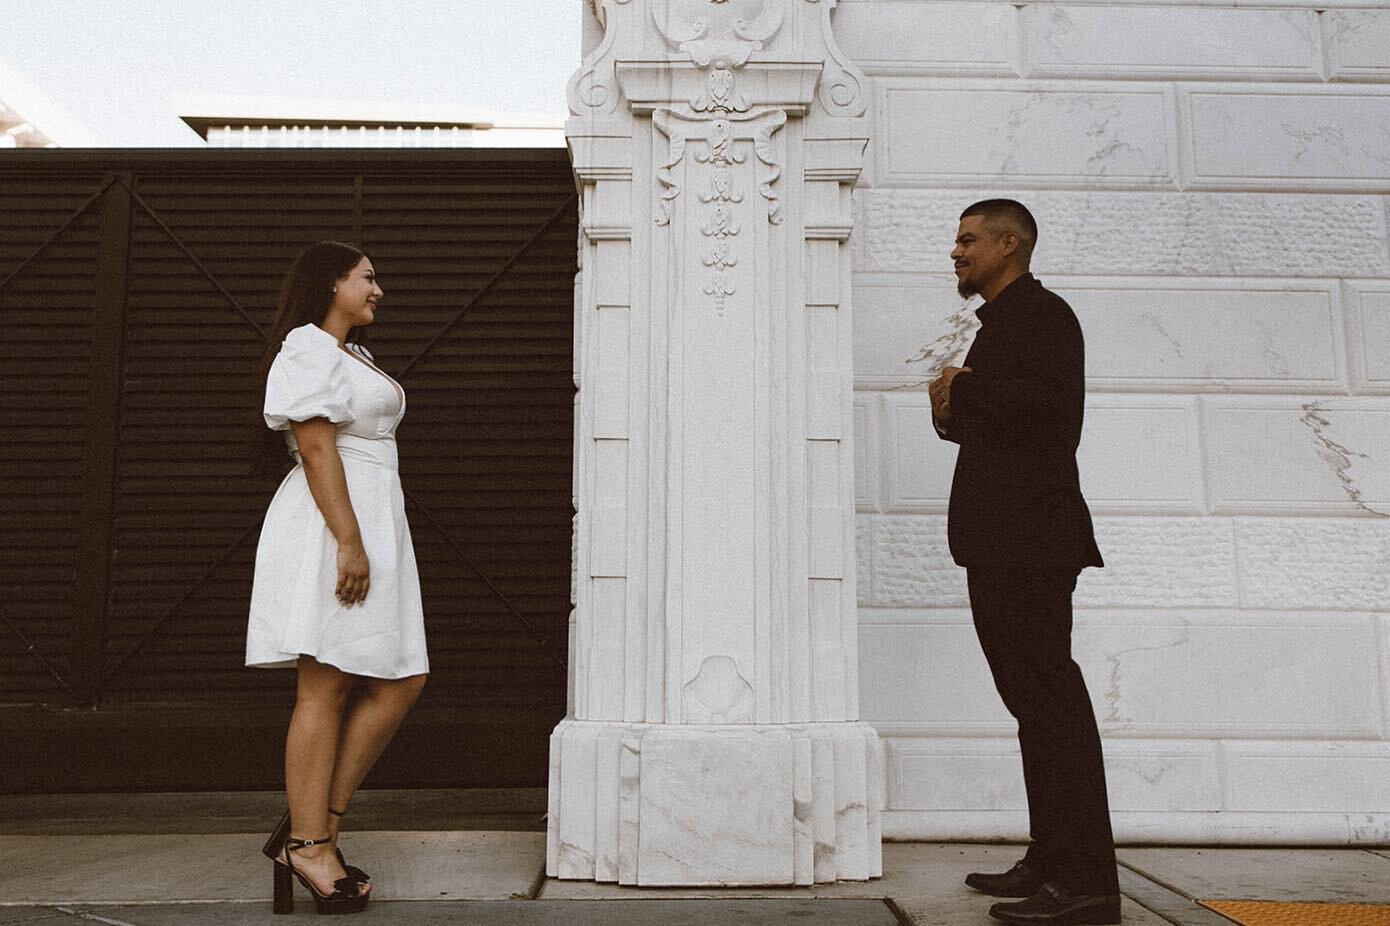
[546,718,883,886]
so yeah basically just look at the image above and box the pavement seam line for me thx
[1117,871,1188,926]
[1119,858,1198,901]
[52,908,140,926]
[881,896,917,926]
[3,910,70,924]
[1116,865,1236,926]
[518,865,548,900]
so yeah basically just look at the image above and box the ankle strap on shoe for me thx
[286,836,333,850]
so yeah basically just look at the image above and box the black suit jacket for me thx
[934,273,1104,571]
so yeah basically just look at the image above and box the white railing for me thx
[206,123,563,148]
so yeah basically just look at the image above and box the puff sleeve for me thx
[263,325,355,431]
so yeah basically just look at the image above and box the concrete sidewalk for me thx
[4,834,1390,924]
[2,793,1388,924]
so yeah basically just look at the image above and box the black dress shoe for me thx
[988,881,1121,924]
[965,860,1046,897]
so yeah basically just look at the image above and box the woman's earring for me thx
[332,286,338,293]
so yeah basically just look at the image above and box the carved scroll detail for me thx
[807,0,868,117]
[570,0,636,115]
[653,109,690,226]
[585,0,633,31]
[752,110,787,224]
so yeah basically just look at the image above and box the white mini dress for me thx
[245,323,429,679]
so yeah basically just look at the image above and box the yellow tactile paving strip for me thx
[1200,900,1390,925]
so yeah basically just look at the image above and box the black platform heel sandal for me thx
[329,807,371,886]
[266,808,369,886]
[273,836,368,915]
[263,809,291,863]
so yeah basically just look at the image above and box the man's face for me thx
[951,214,1007,299]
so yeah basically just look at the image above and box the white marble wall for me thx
[842,0,1390,843]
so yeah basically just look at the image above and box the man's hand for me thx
[928,365,971,424]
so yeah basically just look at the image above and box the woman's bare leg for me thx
[284,656,359,895]
[326,674,428,832]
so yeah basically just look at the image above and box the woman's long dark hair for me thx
[259,241,369,384]
[253,241,369,476]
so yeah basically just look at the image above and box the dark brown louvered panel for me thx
[0,174,106,704]
[101,173,358,707]
[360,171,575,712]
[0,151,575,791]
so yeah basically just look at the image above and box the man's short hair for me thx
[960,199,1038,253]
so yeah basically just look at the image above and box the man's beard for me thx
[957,278,977,299]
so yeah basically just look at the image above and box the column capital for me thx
[570,0,869,125]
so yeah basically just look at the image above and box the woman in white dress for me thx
[247,241,428,915]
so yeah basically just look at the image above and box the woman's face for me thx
[328,256,383,328]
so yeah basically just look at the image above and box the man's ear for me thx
[999,232,1020,258]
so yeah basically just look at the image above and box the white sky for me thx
[0,0,582,146]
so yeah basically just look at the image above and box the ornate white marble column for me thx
[549,0,879,885]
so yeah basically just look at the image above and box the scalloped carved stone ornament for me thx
[682,655,754,723]
[655,0,785,70]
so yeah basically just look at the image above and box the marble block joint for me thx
[552,0,881,885]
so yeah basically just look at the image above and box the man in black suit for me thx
[929,199,1119,925]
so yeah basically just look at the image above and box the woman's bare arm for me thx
[290,417,370,606]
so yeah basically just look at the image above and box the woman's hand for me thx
[292,417,370,607]
[336,538,370,606]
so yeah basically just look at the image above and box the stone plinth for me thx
[547,720,882,885]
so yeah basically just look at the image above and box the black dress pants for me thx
[966,564,1118,895]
